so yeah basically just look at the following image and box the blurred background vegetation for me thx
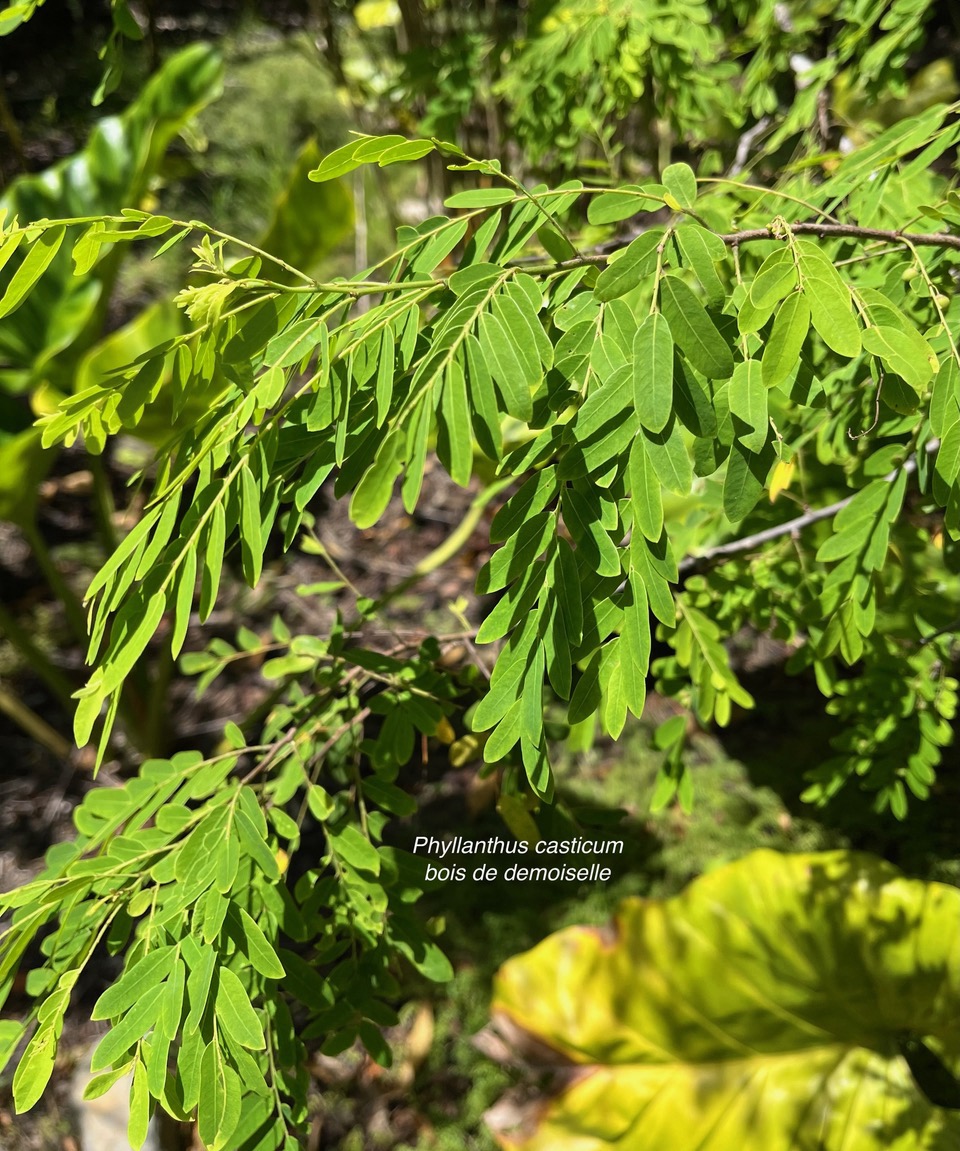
[3,1,960,1147]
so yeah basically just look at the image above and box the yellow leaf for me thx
[769,459,795,503]
[354,0,400,30]
[435,717,456,745]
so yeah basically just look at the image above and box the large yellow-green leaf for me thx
[488,850,960,1151]
[259,138,353,274]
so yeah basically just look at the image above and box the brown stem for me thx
[678,442,936,577]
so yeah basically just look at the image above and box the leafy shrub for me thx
[3,13,960,1149]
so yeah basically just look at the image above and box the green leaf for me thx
[861,325,938,391]
[170,548,197,659]
[235,810,280,882]
[748,247,796,310]
[198,1041,242,1151]
[552,538,583,647]
[761,293,810,391]
[478,511,554,594]
[723,439,773,522]
[233,909,285,980]
[491,469,559,543]
[92,945,175,1020]
[199,500,226,623]
[309,134,409,182]
[929,358,959,438]
[675,224,724,305]
[478,310,534,421]
[661,162,697,209]
[633,313,674,434]
[797,242,861,357]
[643,417,692,496]
[659,275,733,379]
[0,1021,25,1078]
[329,825,381,875]
[12,1024,57,1112]
[561,363,637,481]
[100,588,167,695]
[594,229,664,301]
[445,187,516,208]
[90,982,165,1071]
[729,361,768,453]
[672,357,716,437]
[216,968,265,1050]
[491,292,543,397]
[0,225,65,320]
[562,488,622,578]
[628,436,664,541]
[128,1059,150,1151]
[587,186,658,225]
[350,431,403,529]
[489,851,960,1151]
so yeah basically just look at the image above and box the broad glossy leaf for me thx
[0,45,223,392]
[489,850,960,1151]
[260,138,353,272]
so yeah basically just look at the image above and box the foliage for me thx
[0,0,153,105]
[4,5,960,1150]
[486,849,960,1149]
[359,0,953,177]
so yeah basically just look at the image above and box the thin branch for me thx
[678,441,938,577]
[517,220,960,275]
[716,223,960,251]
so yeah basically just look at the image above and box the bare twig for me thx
[678,440,938,577]
[729,117,772,177]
